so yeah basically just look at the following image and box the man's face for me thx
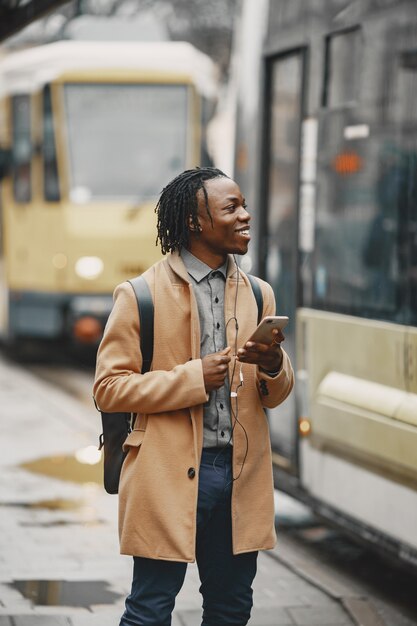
[194,177,251,261]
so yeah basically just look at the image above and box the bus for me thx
[0,40,217,348]
[233,0,417,566]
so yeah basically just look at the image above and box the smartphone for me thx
[244,316,289,345]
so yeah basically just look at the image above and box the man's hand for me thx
[236,329,284,372]
[202,347,232,392]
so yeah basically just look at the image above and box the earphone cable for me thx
[213,255,249,485]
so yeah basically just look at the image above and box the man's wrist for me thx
[259,346,283,376]
[260,367,279,377]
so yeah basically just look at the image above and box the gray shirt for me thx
[181,248,232,448]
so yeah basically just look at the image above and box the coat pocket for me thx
[123,429,145,451]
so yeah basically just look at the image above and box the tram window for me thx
[43,86,60,202]
[11,95,31,203]
[313,27,417,324]
[63,83,188,201]
[312,141,406,321]
[323,28,361,108]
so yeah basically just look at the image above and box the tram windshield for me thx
[63,83,189,202]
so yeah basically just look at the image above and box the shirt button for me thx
[220,403,224,409]
[216,322,220,329]
[215,297,219,303]
[187,467,196,479]
[221,431,225,437]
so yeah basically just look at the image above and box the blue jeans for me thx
[120,447,258,626]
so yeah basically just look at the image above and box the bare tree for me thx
[4,0,237,77]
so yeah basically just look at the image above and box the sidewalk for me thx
[0,354,354,626]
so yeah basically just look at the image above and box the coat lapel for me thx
[167,252,201,359]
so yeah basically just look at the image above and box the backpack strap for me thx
[247,274,264,325]
[128,275,154,374]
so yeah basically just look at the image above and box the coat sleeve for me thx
[93,282,208,414]
[255,281,294,408]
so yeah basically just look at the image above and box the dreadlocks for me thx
[155,167,228,255]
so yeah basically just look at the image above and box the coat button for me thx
[187,467,196,479]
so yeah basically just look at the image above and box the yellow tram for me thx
[0,41,217,346]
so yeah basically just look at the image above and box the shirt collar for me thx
[180,248,228,283]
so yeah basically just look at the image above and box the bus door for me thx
[260,50,305,473]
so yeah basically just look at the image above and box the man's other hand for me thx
[202,347,232,392]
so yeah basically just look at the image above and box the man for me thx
[94,167,294,626]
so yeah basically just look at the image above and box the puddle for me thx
[1,496,106,526]
[10,579,123,608]
[20,519,105,527]
[0,499,82,510]
[1,497,107,528]
[30,498,83,510]
[20,448,103,485]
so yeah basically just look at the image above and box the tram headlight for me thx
[75,256,104,280]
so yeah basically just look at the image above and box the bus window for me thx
[43,85,60,202]
[12,95,31,203]
[63,83,189,202]
[323,28,361,108]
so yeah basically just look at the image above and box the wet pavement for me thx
[0,353,410,626]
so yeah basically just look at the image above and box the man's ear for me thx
[188,216,202,232]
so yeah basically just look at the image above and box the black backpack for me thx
[97,273,263,494]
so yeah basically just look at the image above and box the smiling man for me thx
[94,167,294,626]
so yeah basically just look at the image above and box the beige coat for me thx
[94,252,294,562]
